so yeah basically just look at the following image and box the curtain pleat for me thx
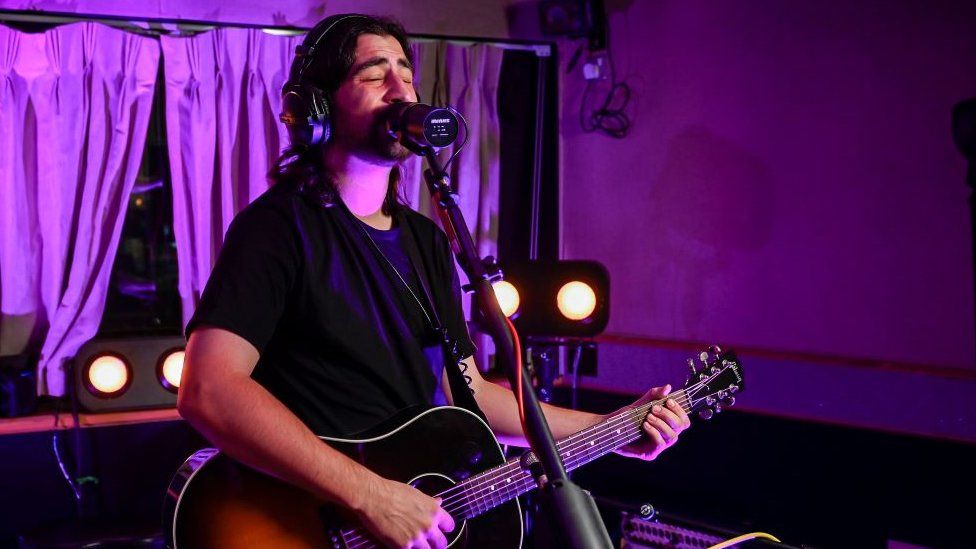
[161,29,301,327]
[0,23,160,395]
[164,31,505,359]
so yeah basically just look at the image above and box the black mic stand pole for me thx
[419,147,612,549]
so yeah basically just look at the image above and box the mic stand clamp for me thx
[418,147,612,549]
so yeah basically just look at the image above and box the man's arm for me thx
[179,326,454,548]
[444,357,689,460]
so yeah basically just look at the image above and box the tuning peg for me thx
[687,358,697,375]
[705,396,716,406]
[709,345,723,355]
[722,396,736,408]
[717,390,728,400]
[698,409,714,420]
[714,403,723,413]
[729,385,738,394]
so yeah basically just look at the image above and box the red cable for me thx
[504,316,527,429]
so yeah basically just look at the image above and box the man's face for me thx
[330,33,418,164]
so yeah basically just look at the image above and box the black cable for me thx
[443,107,469,172]
[51,398,82,507]
[578,16,632,139]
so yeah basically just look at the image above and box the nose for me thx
[385,72,416,104]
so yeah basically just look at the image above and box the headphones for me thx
[280,14,370,149]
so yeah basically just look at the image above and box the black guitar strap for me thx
[399,214,487,424]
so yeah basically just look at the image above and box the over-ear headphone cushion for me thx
[281,14,370,148]
[281,82,331,147]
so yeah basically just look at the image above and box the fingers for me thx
[419,503,454,549]
[643,398,691,446]
[645,383,671,400]
[656,398,690,432]
[426,526,448,549]
[435,504,456,532]
[644,411,676,443]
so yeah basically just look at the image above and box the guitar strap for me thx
[398,213,487,424]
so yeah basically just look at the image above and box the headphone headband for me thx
[280,14,371,148]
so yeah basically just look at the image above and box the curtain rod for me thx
[0,8,553,56]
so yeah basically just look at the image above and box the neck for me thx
[323,146,395,228]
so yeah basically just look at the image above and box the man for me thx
[177,14,690,549]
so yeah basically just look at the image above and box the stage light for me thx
[556,281,596,320]
[158,349,185,392]
[73,335,186,412]
[493,280,521,318]
[502,260,609,337]
[85,355,131,397]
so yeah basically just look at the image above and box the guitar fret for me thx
[445,390,700,524]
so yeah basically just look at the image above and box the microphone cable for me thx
[442,107,468,172]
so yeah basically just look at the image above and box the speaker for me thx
[72,335,186,412]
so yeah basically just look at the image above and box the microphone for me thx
[384,103,460,152]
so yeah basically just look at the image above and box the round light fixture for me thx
[85,355,131,397]
[158,349,185,392]
[492,280,521,318]
[556,281,597,321]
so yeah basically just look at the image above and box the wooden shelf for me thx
[0,407,182,436]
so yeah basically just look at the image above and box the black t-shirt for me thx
[186,184,475,437]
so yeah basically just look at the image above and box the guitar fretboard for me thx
[441,388,693,520]
[340,394,694,548]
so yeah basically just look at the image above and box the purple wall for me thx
[560,1,976,367]
[0,0,516,38]
[555,1,976,440]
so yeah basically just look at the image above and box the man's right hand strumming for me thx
[356,476,456,549]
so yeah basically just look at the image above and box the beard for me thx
[333,109,413,166]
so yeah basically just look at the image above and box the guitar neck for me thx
[443,389,692,520]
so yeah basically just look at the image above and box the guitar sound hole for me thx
[409,473,467,547]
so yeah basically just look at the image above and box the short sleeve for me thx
[185,202,300,354]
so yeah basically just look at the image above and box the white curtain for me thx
[0,23,159,395]
[164,31,506,354]
[404,40,505,368]
[160,29,302,327]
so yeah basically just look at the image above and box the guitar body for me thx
[164,406,523,548]
[164,349,746,548]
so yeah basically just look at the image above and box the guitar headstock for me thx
[683,346,745,420]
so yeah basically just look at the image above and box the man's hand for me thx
[356,476,456,549]
[615,384,691,461]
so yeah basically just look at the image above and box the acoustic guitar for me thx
[163,348,744,548]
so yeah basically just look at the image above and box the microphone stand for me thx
[418,147,612,548]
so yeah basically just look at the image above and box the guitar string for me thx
[338,387,723,547]
[339,398,700,549]
[340,396,718,549]
[339,392,710,548]
[379,392,694,517]
[433,386,705,506]
[340,373,735,547]
[340,392,704,547]
[434,392,698,514]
